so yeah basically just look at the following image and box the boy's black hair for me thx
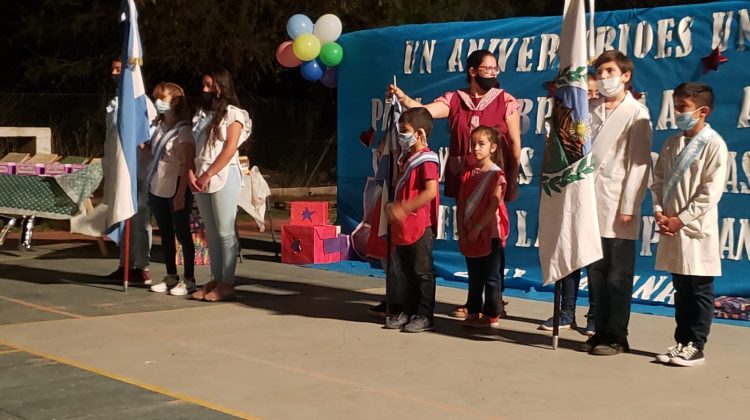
[674,82,714,111]
[399,107,433,139]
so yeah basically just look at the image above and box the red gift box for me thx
[290,201,329,226]
[282,224,341,264]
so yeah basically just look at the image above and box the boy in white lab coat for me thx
[651,83,727,367]
[582,50,653,356]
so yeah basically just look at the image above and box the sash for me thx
[145,121,191,185]
[463,165,501,223]
[590,92,641,171]
[662,124,717,206]
[393,150,440,197]
[455,88,503,130]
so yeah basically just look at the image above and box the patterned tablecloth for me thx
[0,164,103,219]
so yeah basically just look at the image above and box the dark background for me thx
[0,0,705,186]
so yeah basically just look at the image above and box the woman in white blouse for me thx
[147,82,196,296]
[189,68,251,302]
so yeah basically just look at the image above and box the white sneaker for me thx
[150,275,179,293]
[170,278,196,296]
[655,343,683,363]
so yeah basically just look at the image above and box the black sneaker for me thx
[402,314,434,333]
[577,333,605,352]
[384,312,410,329]
[670,342,705,367]
[590,341,630,356]
[655,343,684,364]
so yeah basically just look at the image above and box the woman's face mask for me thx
[475,75,498,91]
[155,99,171,114]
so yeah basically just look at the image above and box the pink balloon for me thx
[276,41,302,68]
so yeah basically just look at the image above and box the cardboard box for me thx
[290,201,329,226]
[322,233,353,261]
[16,163,44,176]
[26,153,59,164]
[281,224,340,264]
[0,153,30,163]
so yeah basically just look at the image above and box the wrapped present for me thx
[282,224,340,264]
[16,163,45,176]
[0,162,16,174]
[45,163,71,176]
[176,231,211,266]
[323,233,353,261]
[290,201,329,226]
[70,164,87,173]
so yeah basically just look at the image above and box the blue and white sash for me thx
[662,124,717,206]
[145,120,190,185]
[393,151,440,197]
[463,164,501,223]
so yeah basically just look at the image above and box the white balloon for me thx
[314,14,343,44]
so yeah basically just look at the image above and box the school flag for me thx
[537,0,602,285]
[104,0,151,243]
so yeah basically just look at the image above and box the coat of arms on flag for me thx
[538,0,602,285]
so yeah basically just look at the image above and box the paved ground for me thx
[0,236,748,420]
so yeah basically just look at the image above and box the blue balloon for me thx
[287,14,313,39]
[300,60,324,82]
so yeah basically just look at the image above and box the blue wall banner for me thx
[337,1,750,306]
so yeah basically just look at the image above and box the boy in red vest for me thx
[383,107,440,333]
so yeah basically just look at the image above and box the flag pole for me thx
[123,219,131,292]
[552,280,561,349]
[384,88,398,323]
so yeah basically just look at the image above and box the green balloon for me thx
[319,42,343,67]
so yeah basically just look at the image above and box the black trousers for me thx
[673,274,714,350]
[588,237,635,343]
[465,239,505,318]
[149,188,194,279]
[391,228,435,319]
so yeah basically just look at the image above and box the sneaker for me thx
[402,314,434,333]
[463,314,499,329]
[670,342,705,367]
[150,275,180,293]
[128,268,152,285]
[584,316,596,336]
[385,312,410,330]
[538,312,576,331]
[590,341,630,356]
[655,343,684,364]
[170,278,196,296]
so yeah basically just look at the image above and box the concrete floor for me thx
[0,239,748,420]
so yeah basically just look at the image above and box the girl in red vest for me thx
[456,126,509,328]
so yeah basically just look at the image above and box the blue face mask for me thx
[675,108,703,131]
[155,99,171,114]
[398,131,417,151]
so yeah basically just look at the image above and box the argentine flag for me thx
[104,0,151,243]
[538,0,602,284]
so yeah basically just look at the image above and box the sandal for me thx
[450,305,469,319]
[204,282,235,302]
[192,280,218,301]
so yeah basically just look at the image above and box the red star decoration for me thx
[701,48,728,73]
[359,127,375,148]
[544,80,557,97]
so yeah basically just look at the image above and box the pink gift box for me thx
[290,201,329,226]
[281,224,340,265]
[45,163,71,176]
[323,233,353,261]
[16,163,44,176]
[0,162,16,174]
[70,164,87,173]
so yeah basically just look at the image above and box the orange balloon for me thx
[276,40,302,68]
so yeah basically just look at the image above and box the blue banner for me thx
[337,1,750,306]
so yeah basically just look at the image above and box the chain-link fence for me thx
[0,93,337,187]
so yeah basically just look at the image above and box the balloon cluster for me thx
[275,14,343,88]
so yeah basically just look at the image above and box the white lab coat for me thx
[589,92,653,240]
[651,129,728,276]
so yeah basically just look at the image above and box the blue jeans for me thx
[119,202,152,269]
[195,167,242,285]
[465,239,505,318]
[558,270,595,317]
[390,228,435,318]
[673,274,714,350]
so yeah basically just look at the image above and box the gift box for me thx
[323,233,353,261]
[290,201,329,226]
[176,231,211,266]
[0,162,16,174]
[45,163,71,176]
[16,163,45,176]
[282,224,341,264]
[70,164,87,173]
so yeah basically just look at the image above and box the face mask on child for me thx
[398,131,417,151]
[675,108,704,131]
[155,99,171,114]
[597,76,623,98]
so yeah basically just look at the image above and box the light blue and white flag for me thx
[538,0,602,285]
[104,0,151,243]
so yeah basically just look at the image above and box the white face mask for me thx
[155,99,171,114]
[398,131,417,151]
[597,76,624,98]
